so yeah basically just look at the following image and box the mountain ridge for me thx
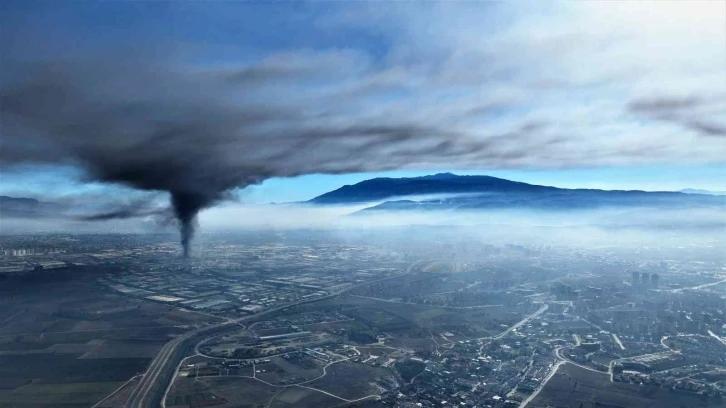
[306,173,725,212]
[0,196,65,217]
[679,188,726,196]
[310,173,556,204]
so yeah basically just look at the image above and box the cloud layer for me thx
[1,1,724,244]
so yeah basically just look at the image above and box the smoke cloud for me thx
[1,55,723,255]
[75,200,169,222]
[0,58,459,255]
[2,1,725,254]
[170,192,207,258]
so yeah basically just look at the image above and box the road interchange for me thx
[123,260,427,407]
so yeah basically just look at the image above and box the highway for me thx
[668,278,726,293]
[477,303,548,355]
[92,375,142,408]
[518,360,565,408]
[519,343,613,408]
[493,303,548,340]
[124,259,426,407]
[124,327,204,407]
[708,330,726,348]
[611,333,625,350]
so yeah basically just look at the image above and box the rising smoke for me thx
[2,5,724,255]
[0,57,461,256]
[75,198,169,222]
[1,53,722,255]
[170,192,209,258]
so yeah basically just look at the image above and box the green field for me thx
[189,376,277,408]
[0,277,217,398]
[306,361,394,401]
[266,355,325,383]
[269,386,342,408]
[330,295,520,339]
[0,381,124,406]
[395,360,426,383]
[95,377,141,408]
[423,261,456,273]
[530,363,717,408]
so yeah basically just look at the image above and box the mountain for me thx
[679,189,726,196]
[0,196,65,217]
[307,173,725,211]
[309,173,555,204]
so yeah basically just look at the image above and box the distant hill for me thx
[679,189,726,196]
[307,173,725,211]
[0,196,65,217]
[310,173,554,204]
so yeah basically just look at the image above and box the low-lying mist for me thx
[3,202,723,251]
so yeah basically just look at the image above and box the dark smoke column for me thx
[170,191,210,258]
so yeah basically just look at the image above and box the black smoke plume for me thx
[0,44,563,256]
[0,58,465,256]
[76,201,168,222]
[3,3,725,256]
[170,192,210,258]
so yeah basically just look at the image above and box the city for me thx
[1,1,725,407]
[0,230,723,407]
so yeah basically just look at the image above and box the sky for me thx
[242,164,726,204]
[1,1,725,208]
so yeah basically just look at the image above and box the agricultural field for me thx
[0,381,124,408]
[305,361,397,401]
[166,376,349,408]
[165,376,240,408]
[530,363,719,408]
[0,275,217,406]
[331,295,522,341]
[166,355,393,407]
[383,330,438,351]
[422,261,458,273]
[394,359,426,383]
[255,354,327,385]
[268,386,342,408]
[94,376,142,408]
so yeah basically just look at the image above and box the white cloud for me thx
[3,1,725,212]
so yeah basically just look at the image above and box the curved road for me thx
[124,260,426,407]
